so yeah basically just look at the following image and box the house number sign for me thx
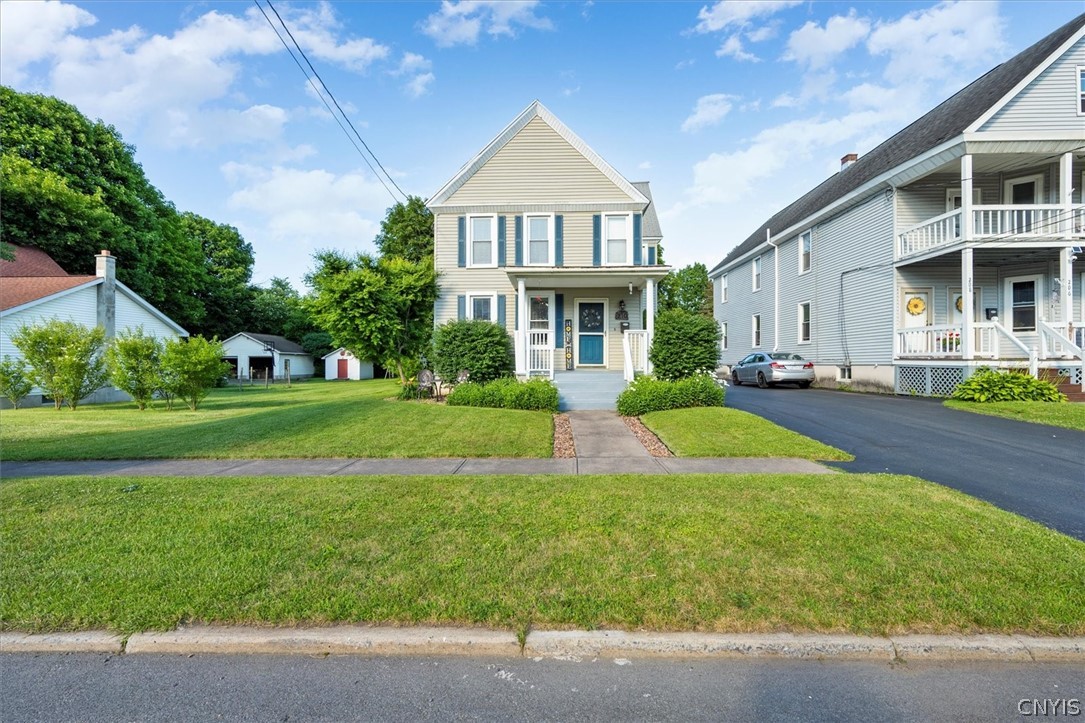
[564,318,573,370]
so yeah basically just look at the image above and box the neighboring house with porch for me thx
[220,332,315,380]
[0,246,188,407]
[709,13,1085,396]
[426,100,668,385]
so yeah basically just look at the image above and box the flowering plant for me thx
[936,331,961,351]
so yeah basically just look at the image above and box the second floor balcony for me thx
[898,204,1085,259]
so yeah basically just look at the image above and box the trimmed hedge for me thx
[617,373,724,416]
[446,377,559,412]
[951,367,1066,403]
[432,320,513,384]
[648,309,721,381]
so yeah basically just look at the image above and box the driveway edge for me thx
[4,628,1083,661]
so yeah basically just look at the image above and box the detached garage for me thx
[322,348,373,381]
[221,333,315,380]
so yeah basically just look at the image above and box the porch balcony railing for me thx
[898,204,1085,258]
[895,322,1038,375]
[527,330,553,379]
[622,329,650,382]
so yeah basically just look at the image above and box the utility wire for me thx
[252,0,400,203]
[260,0,409,202]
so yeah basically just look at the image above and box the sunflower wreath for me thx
[906,296,926,316]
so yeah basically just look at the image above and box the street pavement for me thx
[724,384,1085,540]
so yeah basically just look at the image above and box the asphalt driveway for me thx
[724,384,1085,541]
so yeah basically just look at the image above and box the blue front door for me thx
[578,302,605,365]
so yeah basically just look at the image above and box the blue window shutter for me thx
[497,295,507,327]
[514,293,519,330]
[457,295,466,320]
[497,216,507,267]
[457,217,466,267]
[633,214,643,266]
[555,215,564,266]
[592,214,601,266]
[554,294,564,348]
[648,246,656,265]
[514,216,523,266]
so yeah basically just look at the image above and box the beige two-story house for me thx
[427,101,668,380]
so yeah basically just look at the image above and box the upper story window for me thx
[526,214,553,266]
[752,256,762,291]
[799,231,811,274]
[721,274,728,303]
[468,215,497,267]
[605,214,629,265]
[1078,66,1085,115]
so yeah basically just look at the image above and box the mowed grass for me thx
[0,379,552,459]
[944,399,1085,431]
[3,474,1082,636]
[642,407,852,460]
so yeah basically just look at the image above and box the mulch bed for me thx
[552,414,575,458]
[622,416,674,457]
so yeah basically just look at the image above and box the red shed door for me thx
[337,359,349,379]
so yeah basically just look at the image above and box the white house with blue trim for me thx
[427,101,667,379]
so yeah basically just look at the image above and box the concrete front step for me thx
[554,371,627,411]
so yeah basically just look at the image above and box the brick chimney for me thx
[840,153,858,171]
[95,250,116,340]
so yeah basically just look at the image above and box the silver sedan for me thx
[731,352,814,388]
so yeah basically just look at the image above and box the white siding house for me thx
[221,333,315,380]
[321,348,373,381]
[0,246,188,407]
[710,14,1085,396]
[427,101,668,381]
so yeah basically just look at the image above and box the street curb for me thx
[4,628,1084,661]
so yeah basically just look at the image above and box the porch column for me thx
[961,248,974,359]
[517,276,527,374]
[1060,151,1073,236]
[1059,153,1073,325]
[645,278,655,375]
[960,155,973,242]
[1061,247,1074,326]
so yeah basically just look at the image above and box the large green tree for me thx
[658,262,713,317]
[179,212,255,339]
[373,195,434,263]
[307,251,438,383]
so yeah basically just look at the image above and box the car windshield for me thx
[769,353,804,361]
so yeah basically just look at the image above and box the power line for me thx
[259,0,409,203]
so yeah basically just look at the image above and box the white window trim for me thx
[752,314,762,348]
[752,256,762,292]
[467,214,498,269]
[1002,274,1043,333]
[526,290,555,335]
[524,213,555,267]
[945,187,983,212]
[837,366,852,382]
[949,287,983,324]
[797,302,812,345]
[1003,174,1044,204]
[797,231,812,275]
[721,274,728,303]
[466,291,498,322]
[720,321,728,351]
[603,213,633,266]
[1078,66,1085,117]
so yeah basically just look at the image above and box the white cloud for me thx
[681,94,737,132]
[562,85,581,97]
[784,11,871,69]
[638,161,653,170]
[0,0,96,84]
[745,24,778,43]
[675,58,696,70]
[693,0,802,34]
[716,34,758,62]
[421,1,552,47]
[393,51,432,76]
[405,72,435,98]
[867,1,1005,84]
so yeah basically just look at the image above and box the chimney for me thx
[840,153,858,171]
[95,250,116,340]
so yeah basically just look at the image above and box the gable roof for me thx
[224,332,308,355]
[709,12,1085,276]
[1,245,71,277]
[427,100,649,207]
[632,182,663,240]
[0,276,98,311]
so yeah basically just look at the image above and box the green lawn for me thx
[3,474,1082,636]
[642,407,853,460]
[944,399,1085,431]
[0,379,553,459]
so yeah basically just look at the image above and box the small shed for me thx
[221,333,315,380]
[321,348,374,381]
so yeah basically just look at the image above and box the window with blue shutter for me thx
[497,295,507,326]
[514,216,523,266]
[648,246,656,265]
[554,294,564,348]
[457,295,466,320]
[497,216,507,267]
[592,214,601,267]
[555,215,564,266]
[632,214,642,265]
[457,217,466,267]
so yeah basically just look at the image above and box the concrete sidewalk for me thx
[0,456,831,478]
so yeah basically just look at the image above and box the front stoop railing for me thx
[622,330,649,382]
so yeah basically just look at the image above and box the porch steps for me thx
[1056,382,1085,403]
[553,370,628,411]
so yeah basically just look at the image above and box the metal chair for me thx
[416,369,435,400]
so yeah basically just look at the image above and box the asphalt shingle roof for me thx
[632,181,663,239]
[243,333,307,354]
[709,12,1085,276]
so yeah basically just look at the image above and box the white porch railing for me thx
[622,330,649,382]
[896,324,998,358]
[526,330,553,379]
[1039,321,1084,391]
[898,204,1085,258]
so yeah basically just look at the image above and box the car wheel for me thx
[756,372,769,389]
[731,371,741,386]
[798,381,811,389]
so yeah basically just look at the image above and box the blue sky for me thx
[2,0,1082,288]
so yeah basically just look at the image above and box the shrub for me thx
[951,367,1066,403]
[446,377,559,412]
[432,320,513,384]
[160,336,232,411]
[106,327,164,410]
[617,373,724,416]
[648,309,721,381]
[10,319,109,410]
[0,356,34,409]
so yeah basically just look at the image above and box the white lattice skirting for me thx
[895,366,965,396]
